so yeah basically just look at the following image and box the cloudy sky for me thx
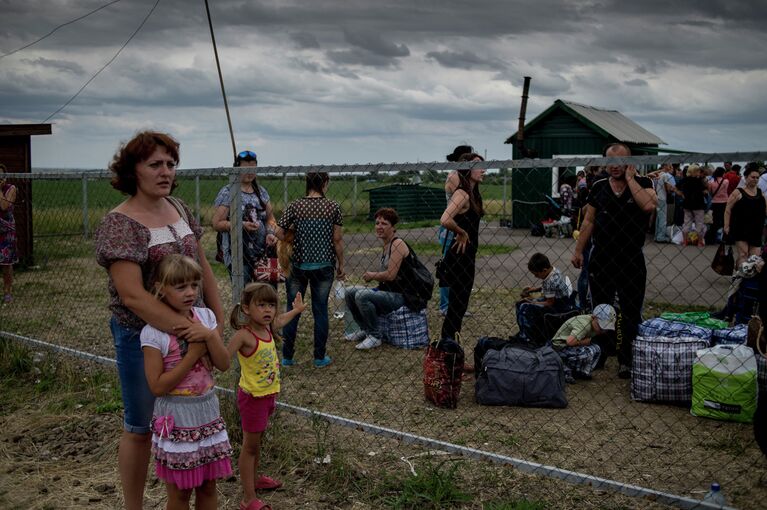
[1,0,766,169]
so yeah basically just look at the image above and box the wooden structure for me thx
[0,124,52,265]
[503,100,665,227]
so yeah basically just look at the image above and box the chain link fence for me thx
[2,153,767,509]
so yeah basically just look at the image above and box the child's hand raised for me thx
[292,292,308,313]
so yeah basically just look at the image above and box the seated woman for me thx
[345,207,410,350]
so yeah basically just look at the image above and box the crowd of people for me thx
[6,128,746,509]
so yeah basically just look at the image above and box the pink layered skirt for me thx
[151,390,233,489]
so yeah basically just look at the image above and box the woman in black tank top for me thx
[439,153,485,342]
[724,165,767,264]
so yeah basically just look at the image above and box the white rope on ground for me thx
[0,330,735,510]
[8,149,767,180]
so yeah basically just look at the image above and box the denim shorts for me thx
[110,317,155,434]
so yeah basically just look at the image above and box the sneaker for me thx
[617,364,631,379]
[355,335,382,350]
[344,330,367,342]
[697,239,705,247]
[565,373,576,384]
[281,358,295,367]
[463,310,473,317]
[254,474,283,490]
[313,355,333,368]
[3,294,11,303]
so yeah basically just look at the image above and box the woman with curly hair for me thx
[94,131,224,510]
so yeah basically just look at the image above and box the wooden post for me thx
[0,124,52,267]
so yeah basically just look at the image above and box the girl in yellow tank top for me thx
[227,283,306,510]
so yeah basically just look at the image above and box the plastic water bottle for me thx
[703,483,726,506]
[332,281,346,319]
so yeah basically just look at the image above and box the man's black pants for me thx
[588,250,646,368]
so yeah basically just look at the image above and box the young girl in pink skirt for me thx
[141,254,232,510]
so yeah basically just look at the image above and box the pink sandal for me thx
[240,499,271,510]
[255,474,283,490]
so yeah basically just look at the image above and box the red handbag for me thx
[423,335,464,409]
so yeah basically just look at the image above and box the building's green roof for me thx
[506,99,666,145]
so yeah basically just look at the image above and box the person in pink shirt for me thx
[141,254,232,510]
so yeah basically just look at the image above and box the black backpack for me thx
[397,241,435,311]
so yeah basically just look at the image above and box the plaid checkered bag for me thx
[638,318,712,342]
[631,335,710,402]
[379,306,429,349]
[712,324,748,345]
[757,353,767,395]
[557,344,601,378]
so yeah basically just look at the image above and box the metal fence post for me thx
[81,175,89,239]
[194,176,201,225]
[229,173,243,305]
[502,172,508,222]
[352,175,358,217]
[283,172,288,210]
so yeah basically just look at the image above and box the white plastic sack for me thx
[669,225,683,245]
[691,344,758,423]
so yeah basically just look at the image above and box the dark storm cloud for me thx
[326,49,402,68]
[425,50,505,70]
[1,0,766,165]
[342,30,409,58]
[290,32,320,49]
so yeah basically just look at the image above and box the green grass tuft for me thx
[382,459,472,509]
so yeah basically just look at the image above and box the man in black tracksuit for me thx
[571,143,658,379]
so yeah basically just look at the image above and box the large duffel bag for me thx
[691,344,758,423]
[638,318,712,342]
[632,335,710,403]
[711,324,748,346]
[475,343,567,408]
[380,306,429,349]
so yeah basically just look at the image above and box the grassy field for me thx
[25,175,513,235]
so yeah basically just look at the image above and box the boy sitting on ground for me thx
[551,304,615,383]
[515,252,574,344]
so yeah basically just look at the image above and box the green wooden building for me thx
[504,99,666,228]
[364,183,446,221]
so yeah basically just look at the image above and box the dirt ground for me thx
[0,224,761,509]
[0,361,688,510]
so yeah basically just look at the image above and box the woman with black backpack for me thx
[212,150,277,285]
[344,207,413,350]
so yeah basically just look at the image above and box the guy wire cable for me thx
[0,0,124,59]
[41,0,162,123]
[203,0,237,160]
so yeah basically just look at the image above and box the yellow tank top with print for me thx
[237,326,280,397]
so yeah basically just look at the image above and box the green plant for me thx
[384,459,472,509]
[311,412,331,460]
[0,339,33,378]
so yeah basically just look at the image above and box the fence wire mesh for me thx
[1,153,766,509]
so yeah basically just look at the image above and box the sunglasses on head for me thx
[237,150,257,160]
